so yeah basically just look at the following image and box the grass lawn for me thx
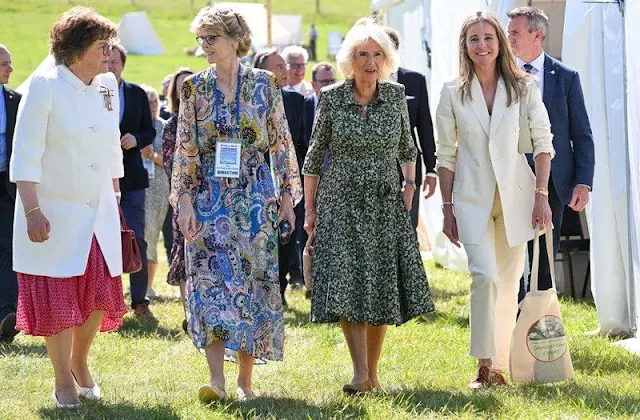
[1,251,640,419]
[0,0,371,90]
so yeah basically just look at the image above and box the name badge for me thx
[215,142,242,178]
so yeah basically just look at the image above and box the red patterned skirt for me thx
[16,236,127,337]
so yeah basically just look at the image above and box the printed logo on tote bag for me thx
[526,315,568,363]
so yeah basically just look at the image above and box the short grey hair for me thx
[507,7,549,40]
[336,18,399,81]
[282,45,308,63]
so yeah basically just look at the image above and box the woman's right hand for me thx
[304,210,317,235]
[442,208,460,248]
[26,209,51,243]
[177,196,198,243]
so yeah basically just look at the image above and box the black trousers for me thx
[0,173,17,320]
[518,177,565,301]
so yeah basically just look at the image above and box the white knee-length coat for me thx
[10,65,124,277]
[435,76,555,248]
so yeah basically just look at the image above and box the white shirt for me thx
[517,51,545,95]
[288,80,314,97]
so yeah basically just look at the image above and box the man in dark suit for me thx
[253,48,307,304]
[0,45,21,342]
[384,27,437,230]
[108,44,157,321]
[507,7,595,297]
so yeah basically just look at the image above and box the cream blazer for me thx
[435,76,554,247]
[10,65,124,277]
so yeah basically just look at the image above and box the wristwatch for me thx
[403,179,417,190]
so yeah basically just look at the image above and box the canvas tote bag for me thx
[510,226,575,383]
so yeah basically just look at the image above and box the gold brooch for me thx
[99,86,114,112]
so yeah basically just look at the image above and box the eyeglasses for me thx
[196,35,220,46]
[102,41,114,55]
[286,63,306,70]
[314,78,336,85]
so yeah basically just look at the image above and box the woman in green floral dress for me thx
[302,19,435,394]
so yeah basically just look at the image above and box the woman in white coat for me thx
[9,7,126,408]
[435,11,554,389]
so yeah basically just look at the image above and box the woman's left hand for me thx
[402,186,414,211]
[277,192,296,236]
[531,195,552,229]
[141,145,153,159]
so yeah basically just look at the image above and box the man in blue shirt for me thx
[0,45,21,342]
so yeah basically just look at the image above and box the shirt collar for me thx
[341,78,390,106]
[58,65,102,92]
[517,51,545,73]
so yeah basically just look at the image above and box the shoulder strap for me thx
[530,225,557,291]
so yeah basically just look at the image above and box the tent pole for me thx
[620,0,638,338]
[266,0,273,47]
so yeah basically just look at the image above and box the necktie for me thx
[523,63,534,74]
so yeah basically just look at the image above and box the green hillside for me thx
[0,0,370,89]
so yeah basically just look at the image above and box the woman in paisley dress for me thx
[302,18,435,394]
[170,5,302,403]
[161,67,193,331]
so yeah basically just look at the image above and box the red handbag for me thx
[119,206,142,274]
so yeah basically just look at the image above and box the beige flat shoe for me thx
[342,380,372,395]
[236,386,257,401]
[198,384,226,404]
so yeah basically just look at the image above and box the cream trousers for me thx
[464,190,527,371]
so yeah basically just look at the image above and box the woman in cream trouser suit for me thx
[435,11,554,389]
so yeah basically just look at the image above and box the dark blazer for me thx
[119,80,155,193]
[281,89,307,170]
[303,94,316,148]
[397,67,435,184]
[2,86,21,201]
[539,54,595,205]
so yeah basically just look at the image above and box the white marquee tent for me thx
[118,12,163,55]
[207,2,303,51]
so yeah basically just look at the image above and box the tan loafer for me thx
[469,366,491,390]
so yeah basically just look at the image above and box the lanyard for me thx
[213,63,242,139]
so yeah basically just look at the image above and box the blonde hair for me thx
[140,84,160,120]
[458,11,527,106]
[336,18,399,80]
[190,4,252,57]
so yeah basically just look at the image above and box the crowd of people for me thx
[0,2,594,409]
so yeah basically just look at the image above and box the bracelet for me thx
[306,208,317,215]
[25,206,41,217]
[441,202,454,211]
[534,187,549,196]
[114,191,122,197]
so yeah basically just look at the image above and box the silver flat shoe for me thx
[72,371,102,400]
[52,392,80,408]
